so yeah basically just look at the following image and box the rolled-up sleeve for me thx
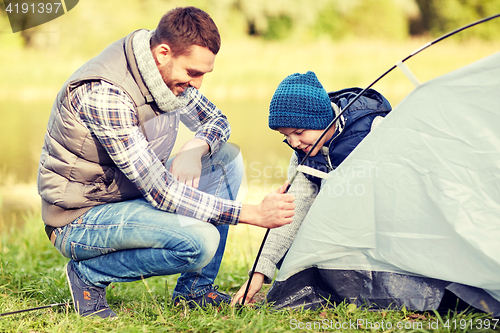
[180,87,230,155]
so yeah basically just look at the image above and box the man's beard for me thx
[161,61,175,93]
[161,61,187,96]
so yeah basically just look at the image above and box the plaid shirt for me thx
[70,80,241,225]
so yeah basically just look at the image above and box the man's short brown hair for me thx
[151,6,221,56]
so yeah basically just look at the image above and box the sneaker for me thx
[65,260,117,318]
[175,285,231,309]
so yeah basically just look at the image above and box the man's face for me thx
[156,44,216,96]
[278,126,335,157]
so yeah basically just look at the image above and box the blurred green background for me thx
[1,0,500,226]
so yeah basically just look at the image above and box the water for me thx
[0,98,291,178]
[0,96,291,226]
[0,99,52,183]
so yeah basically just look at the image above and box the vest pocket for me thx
[70,241,117,261]
[84,167,140,203]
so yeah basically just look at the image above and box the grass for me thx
[1,213,499,332]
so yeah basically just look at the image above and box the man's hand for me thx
[231,273,265,306]
[169,138,209,188]
[239,182,295,228]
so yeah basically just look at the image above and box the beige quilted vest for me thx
[38,31,180,226]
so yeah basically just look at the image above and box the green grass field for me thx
[1,213,499,332]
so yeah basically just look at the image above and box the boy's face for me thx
[277,127,335,157]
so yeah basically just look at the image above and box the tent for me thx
[265,50,500,317]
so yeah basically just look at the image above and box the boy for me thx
[232,71,391,305]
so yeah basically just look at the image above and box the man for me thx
[37,6,294,318]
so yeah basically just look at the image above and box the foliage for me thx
[1,0,499,48]
[313,0,411,41]
[413,0,500,40]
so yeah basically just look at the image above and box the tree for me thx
[412,0,500,39]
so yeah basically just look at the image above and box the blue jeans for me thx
[53,143,243,300]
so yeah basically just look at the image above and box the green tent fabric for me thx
[268,51,500,315]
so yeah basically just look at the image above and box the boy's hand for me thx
[231,273,265,306]
[239,182,295,228]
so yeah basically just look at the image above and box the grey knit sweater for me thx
[254,152,320,284]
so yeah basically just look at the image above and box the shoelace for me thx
[208,285,231,300]
[95,293,110,310]
[86,286,109,310]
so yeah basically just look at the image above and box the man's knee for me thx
[221,142,241,160]
[186,222,220,271]
[216,143,243,171]
[220,143,244,184]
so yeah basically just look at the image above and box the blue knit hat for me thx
[269,71,333,130]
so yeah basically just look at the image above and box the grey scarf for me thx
[132,29,188,112]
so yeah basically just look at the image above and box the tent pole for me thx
[0,303,70,317]
[241,13,500,306]
[240,229,270,306]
